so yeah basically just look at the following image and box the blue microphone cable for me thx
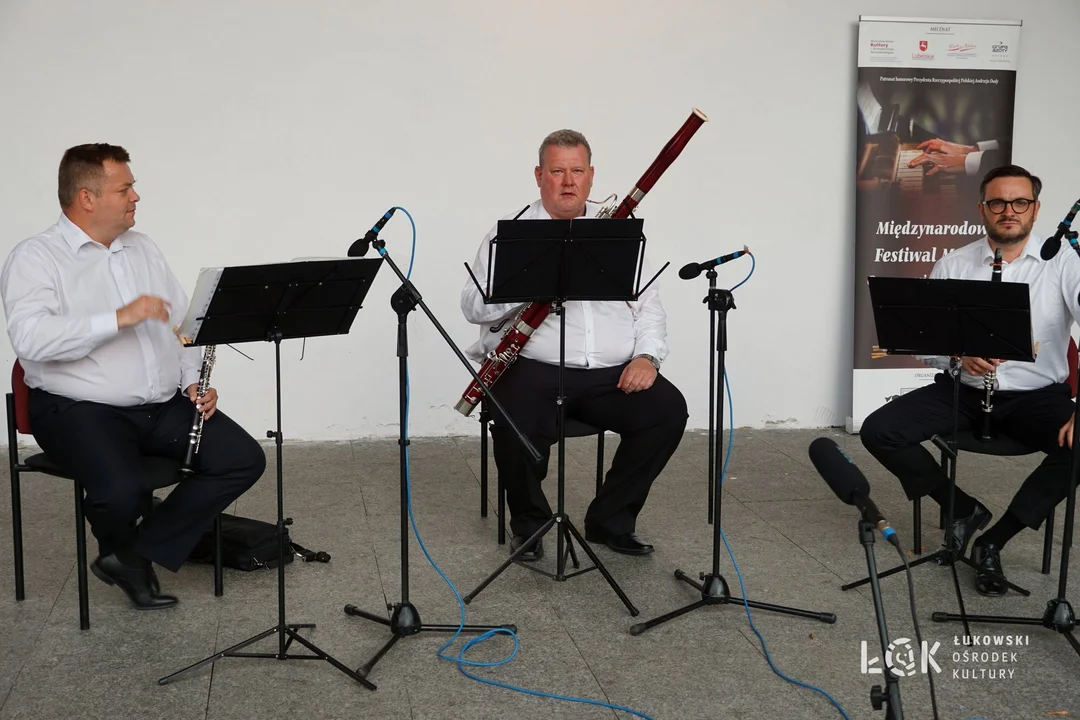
[377,207,656,719]
[717,252,852,719]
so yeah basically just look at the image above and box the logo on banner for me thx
[993,42,1009,54]
[912,39,935,60]
[949,43,976,53]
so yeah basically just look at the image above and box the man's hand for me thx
[1060,415,1075,449]
[186,384,218,420]
[907,138,977,176]
[617,357,657,394]
[117,295,171,329]
[960,356,1001,377]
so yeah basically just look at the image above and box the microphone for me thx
[1039,198,1080,260]
[348,208,397,257]
[678,245,750,280]
[808,437,899,546]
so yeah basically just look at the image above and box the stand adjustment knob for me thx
[266,430,274,438]
[870,684,885,710]
[284,518,293,526]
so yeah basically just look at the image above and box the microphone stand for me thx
[342,236,520,679]
[861,519,904,720]
[930,228,1080,658]
[629,268,836,634]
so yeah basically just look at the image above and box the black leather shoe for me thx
[937,501,991,563]
[971,542,1008,596]
[510,535,544,562]
[584,529,654,555]
[90,553,177,609]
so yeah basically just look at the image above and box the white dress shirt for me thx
[1,213,202,406]
[460,199,669,368]
[917,233,1080,391]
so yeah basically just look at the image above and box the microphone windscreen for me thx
[808,437,871,505]
[678,262,700,280]
[1041,238,1061,261]
[347,239,368,257]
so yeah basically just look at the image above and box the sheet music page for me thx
[177,267,224,343]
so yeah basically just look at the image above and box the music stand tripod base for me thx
[631,275,835,635]
[158,257,384,689]
[340,247,515,679]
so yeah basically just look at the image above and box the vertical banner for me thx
[849,16,1022,432]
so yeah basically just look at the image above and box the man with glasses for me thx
[860,165,1080,596]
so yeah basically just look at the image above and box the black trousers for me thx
[28,387,266,572]
[860,372,1074,529]
[489,357,688,538]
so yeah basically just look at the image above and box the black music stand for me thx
[842,276,1035,638]
[158,257,383,690]
[460,217,663,616]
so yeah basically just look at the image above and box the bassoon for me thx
[453,108,708,416]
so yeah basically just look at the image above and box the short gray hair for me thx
[538,129,591,167]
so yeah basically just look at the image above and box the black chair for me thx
[8,361,223,629]
[477,399,605,545]
[919,433,1055,574]
[913,338,1078,575]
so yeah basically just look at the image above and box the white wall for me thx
[1,0,1077,441]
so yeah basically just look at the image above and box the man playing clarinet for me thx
[1,144,266,610]
[861,165,1080,596]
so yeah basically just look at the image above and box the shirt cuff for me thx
[965,150,984,176]
[633,341,666,363]
[91,311,119,338]
[181,367,201,393]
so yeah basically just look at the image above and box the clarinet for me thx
[977,247,1003,442]
[177,336,217,475]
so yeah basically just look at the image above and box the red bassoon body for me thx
[454,108,708,416]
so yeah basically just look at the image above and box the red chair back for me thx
[11,361,32,435]
[1069,338,1079,399]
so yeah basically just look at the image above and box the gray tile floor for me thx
[2,428,1078,719]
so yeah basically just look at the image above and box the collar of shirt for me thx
[57,212,125,254]
[976,234,1040,266]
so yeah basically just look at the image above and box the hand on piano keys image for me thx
[905,138,977,176]
[856,132,959,199]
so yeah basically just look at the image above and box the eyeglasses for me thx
[983,198,1035,214]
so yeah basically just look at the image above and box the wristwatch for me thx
[634,353,661,370]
